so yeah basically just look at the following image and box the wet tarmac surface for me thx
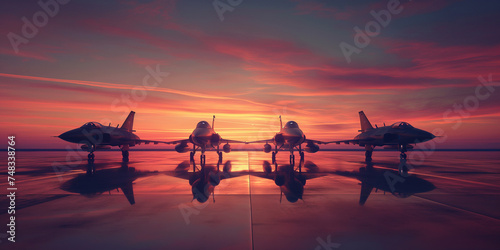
[1,150,499,250]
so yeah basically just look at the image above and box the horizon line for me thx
[2,148,500,152]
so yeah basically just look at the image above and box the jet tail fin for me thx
[120,181,135,205]
[121,111,135,132]
[359,111,374,132]
[359,182,374,205]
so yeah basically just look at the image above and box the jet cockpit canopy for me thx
[196,121,211,129]
[284,121,299,128]
[81,122,103,129]
[391,122,413,129]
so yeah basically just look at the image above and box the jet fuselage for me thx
[354,122,435,147]
[274,121,306,148]
[188,121,221,148]
[273,164,305,203]
[59,122,140,147]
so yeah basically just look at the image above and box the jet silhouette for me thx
[248,116,330,169]
[333,111,435,174]
[58,111,166,164]
[164,116,245,166]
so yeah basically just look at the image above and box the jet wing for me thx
[304,139,330,145]
[221,138,248,144]
[135,139,172,145]
[247,139,330,145]
[248,171,276,180]
[165,161,249,180]
[330,139,359,145]
[161,138,247,145]
[160,139,190,145]
[330,138,375,145]
[248,170,328,181]
[246,139,273,144]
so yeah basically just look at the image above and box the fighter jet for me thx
[164,116,246,166]
[58,111,165,164]
[248,116,330,168]
[333,111,435,174]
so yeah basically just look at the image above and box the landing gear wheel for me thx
[399,163,409,176]
[399,152,408,176]
[122,151,129,162]
[87,152,95,164]
[400,152,407,160]
[200,154,206,167]
[365,150,372,162]
[87,152,95,175]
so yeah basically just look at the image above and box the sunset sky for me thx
[1,0,499,149]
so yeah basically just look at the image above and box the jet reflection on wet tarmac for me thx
[59,154,436,206]
[334,164,436,205]
[250,161,327,203]
[165,160,248,203]
[59,155,249,206]
[60,162,158,205]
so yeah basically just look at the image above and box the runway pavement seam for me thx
[374,166,500,188]
[413,195,500,221]
[247,152,255,250]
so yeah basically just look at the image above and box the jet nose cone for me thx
[425,131,436,140]
[58,131,71,141]
[58,129,81,143]
[419,130,435,142]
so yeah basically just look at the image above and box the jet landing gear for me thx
[295,145,305,173]
[274,145,306,170]
[365,145,373,163]
[86,144,96,175]
[200,147,206,167]
[190,152,195,162]
[87,152,95,175]
[190,144,197,163]
[121,145,130,162]
[87,152,95,165]
[272,145,305,170]
[217,145,223,165]
[189,145,208,167]
[290,145,305,169]
[272,145,278,165]
[122,151,129,162]
[299,151,305,173]
[399,144,409,176]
